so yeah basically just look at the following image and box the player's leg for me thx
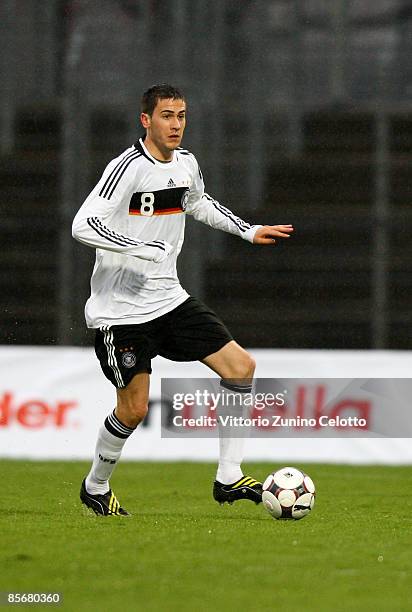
[81,321,155,516]
[85,373,149,492]
[158,297,261,505]
[81,372,150,516]
[201,339,255,381]
[115,372,150,428]
[201,340,262,505]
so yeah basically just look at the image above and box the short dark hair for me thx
[141,84,185,116]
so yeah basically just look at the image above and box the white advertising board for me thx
[1,347,412,464]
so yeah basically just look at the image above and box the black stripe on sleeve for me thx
[203,194,250,233]
[87,218,131,247]
[99,151,137,198]
[101,153,141,200]
[204,195,250,229]
[90,216,166,250]
[106,153,142,200]
[86,217,165,251]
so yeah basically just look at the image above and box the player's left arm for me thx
[185,160,293,244]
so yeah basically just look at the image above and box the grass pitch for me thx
[2,461,412,612]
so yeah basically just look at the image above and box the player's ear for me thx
[140,112,151,129]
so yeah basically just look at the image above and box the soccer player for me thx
[72,84,293,516]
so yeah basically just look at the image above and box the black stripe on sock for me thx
[220,380,253,394]
[110,411,135,434]
[104,417,129,439]
[104,411,135,439]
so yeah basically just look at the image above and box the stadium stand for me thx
[1,0,412,348]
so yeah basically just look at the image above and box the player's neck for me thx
[143,136,174,163]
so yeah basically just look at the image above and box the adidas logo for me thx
[167,178,176,188]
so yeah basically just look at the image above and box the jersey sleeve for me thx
[72,154,172,263]
[185,159,261,243]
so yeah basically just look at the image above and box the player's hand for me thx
[253,225,294,245]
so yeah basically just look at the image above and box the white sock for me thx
[216,441,245,484]
[216,380,253,485]
[85,410,136,495]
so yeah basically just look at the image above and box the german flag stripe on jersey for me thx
[129,187,189,216]
[129,208,183,216]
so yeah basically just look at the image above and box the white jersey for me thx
[72,137,261,328]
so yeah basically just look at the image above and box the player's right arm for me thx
[72,152,172,263]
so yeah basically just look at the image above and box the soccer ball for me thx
[262,466,315,520]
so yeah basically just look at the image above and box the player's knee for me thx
[226,352,256,380]
[241,352,256,378]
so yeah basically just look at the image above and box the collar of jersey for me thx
[135,137,177,168]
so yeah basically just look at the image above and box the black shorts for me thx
[94,296,233,388]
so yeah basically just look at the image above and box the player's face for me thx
[141,98,186,160]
